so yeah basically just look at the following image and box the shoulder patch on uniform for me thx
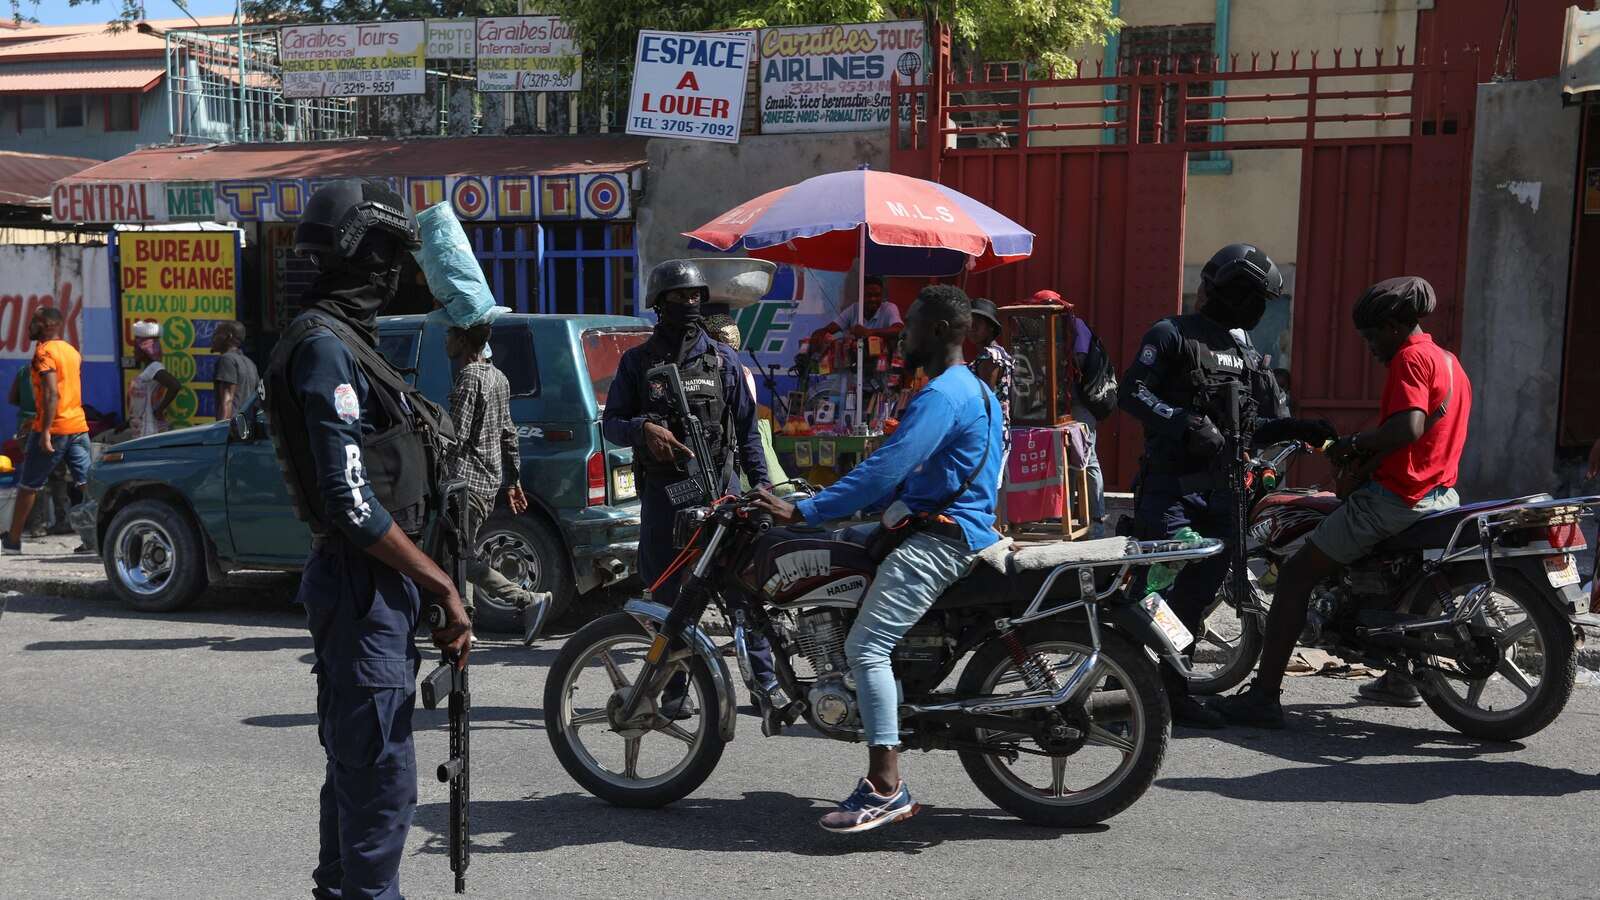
[333,383,360,424]
[1139,345,1157,365]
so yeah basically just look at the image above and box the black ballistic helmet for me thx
[1200,243,1282,329]
[645,259,709,309]
[294,178,420,267]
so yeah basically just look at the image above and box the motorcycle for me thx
[1225,442,1599,740]
[544,485,1225,827]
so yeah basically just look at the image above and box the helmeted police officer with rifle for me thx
[602,259,780,718]
[265,178,472,899]
[1120,243,1335,728]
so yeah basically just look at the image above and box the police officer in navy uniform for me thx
[602,259,779,718]
[266,178,472,899]
[1120,243,1334,728]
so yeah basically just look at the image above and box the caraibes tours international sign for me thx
[758,20,926,134]
[280,21,427,98]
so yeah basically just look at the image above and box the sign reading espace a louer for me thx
[626,30,752,144]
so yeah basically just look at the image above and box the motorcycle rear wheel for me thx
[1409,569,1576,742]
[544,613,726,808]
[955,622,1170,827]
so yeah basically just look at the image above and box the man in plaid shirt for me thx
[446,323,546,638]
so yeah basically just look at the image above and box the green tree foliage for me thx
[542,0,1117,75]
[18,0,1117,76]
[241,0,518,23]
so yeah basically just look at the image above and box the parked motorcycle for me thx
[544,485,1224,827]
[1222,442,1598,740]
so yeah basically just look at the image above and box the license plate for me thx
[1141,592,1195,651]
[612,465,636,501]
[1543,555,1580,588]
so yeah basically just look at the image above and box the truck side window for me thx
[378,331,420,385]
[489,323,539,398]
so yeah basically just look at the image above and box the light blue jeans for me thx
[843,526,977,747]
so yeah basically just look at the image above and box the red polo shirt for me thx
[1374,332,1472,504]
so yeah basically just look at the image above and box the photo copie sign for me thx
[626,30,752,144]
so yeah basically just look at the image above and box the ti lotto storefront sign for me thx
[53,171,638,225]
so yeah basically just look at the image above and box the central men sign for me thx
[626,30,752,144]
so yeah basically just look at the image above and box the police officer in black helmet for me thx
[266,178,471,899]
[602,259,778,719]
[1120,243,1335,728]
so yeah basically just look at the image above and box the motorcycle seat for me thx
[934,537,1133,611]
[1375,493,1552,553]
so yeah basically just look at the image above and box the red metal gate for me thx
[891,40,1479,488]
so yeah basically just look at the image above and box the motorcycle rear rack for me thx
[1429,494,1600,625]
[1008,537,1228,627]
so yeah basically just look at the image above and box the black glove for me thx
[1254,417,1338,447]
[1184,414,1225,458]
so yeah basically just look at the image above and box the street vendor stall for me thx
[686,165,1033,484]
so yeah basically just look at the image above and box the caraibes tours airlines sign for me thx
[758,20,926,134]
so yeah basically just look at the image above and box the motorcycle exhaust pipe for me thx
[595,557,627,585]
[1082,688,1132,721]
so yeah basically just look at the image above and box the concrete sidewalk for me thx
[0,533,299,606]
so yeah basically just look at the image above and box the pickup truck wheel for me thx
[102,499,208,612]
[475,514,574,633]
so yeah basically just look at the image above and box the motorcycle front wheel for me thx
[544,612,726,808]
[955,622,1170,827]
[1187,559,1270,696]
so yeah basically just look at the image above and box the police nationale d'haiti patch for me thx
[1139,345,1157,365]
[333,383,360,424]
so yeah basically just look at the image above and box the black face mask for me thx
[1201,286,1267,331]
[306,264,400,345]
[656,299,704,342]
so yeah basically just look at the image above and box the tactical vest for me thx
[265,311,455,538]
[636,341,730,482]
[1164,314,1286,430]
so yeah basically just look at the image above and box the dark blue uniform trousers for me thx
[637,479,775,690]
[300,540,422,900]
[1133,475,1234,697]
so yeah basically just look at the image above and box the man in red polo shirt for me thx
[1216,276,1471,728]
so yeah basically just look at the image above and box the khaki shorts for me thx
[1310,481,1458,565]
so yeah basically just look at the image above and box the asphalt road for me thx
[2,587,1598,900]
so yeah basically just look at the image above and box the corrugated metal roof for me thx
[0,150,99,206]
[0,63,163,93]
[59,135,652,184]
[0,27,167,62]
[0,16,240,46]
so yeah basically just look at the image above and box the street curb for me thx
[0,574,295,606]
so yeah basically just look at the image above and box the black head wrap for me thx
[1352,276,1437,330]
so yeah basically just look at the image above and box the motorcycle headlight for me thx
[672,506,712,549]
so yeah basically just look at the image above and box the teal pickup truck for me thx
[79,313,650,631]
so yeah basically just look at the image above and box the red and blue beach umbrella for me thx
[685,167,1033,276]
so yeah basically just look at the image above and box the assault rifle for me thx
[423,481,471,894]
[645,362,719,507]
[1211,380,1257,621]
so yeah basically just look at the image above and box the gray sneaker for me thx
[1357,671,1423,708]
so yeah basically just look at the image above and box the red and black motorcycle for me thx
[543,484,1228,827]
[1215,442,1598,740]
